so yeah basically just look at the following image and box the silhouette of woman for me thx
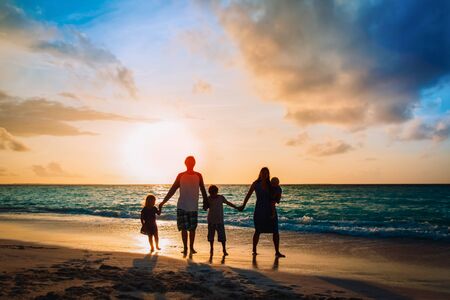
[239,167,285,257]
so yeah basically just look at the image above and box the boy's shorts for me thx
[207,223,226,242]
[177,209,198,231]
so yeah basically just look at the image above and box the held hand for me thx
[158,202,164,211]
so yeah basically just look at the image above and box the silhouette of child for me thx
[270,177,282,219]
[140,194,161,252]
[207,185,238,256]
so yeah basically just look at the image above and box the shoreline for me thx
[1,183,450,186]
[0,213,449,299]
[1,211,448,243]
[0,212,449,247]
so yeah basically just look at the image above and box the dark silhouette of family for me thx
[140,156,285,258]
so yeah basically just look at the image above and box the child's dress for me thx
[140,206,158,235]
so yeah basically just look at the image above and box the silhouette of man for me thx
[159,156,208,255]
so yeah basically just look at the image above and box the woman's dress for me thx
[253,181,278,233]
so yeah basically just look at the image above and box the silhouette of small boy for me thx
[140,194,161,252]
[207,185,238,256]
[270,177,282,219]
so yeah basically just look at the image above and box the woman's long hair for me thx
[257,167,271,190]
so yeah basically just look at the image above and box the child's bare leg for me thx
[154,229,161,250]
[148,235,154,252]
[209,241,214,255]
[221,241,228,256]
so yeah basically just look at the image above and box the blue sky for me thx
[15,0,112,25]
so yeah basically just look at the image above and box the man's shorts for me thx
[177,209,198,231]
[207,223,226,242]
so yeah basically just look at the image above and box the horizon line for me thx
[0,182,449,186]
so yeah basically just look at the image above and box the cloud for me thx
[58,92,80,100]
[32,162,78,177]
[389,117,450,142]
[0,167,15,176]
[34,32,137,98]
[0,127,29,151]
[0,91,153,136]
[192,80,212,94]
[0,2,137,98]
[58,92,106,102]
[364,157,377,162]
[286,106,368,128]
[215,0,450,128]
[286,132,310,146]
[307,139,354,157]
[179,27,235,66]
[286,131,354,156]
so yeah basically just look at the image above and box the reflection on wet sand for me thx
[252,255,280,271]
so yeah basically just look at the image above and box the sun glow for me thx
[134,234,172,254]
[120,122,202,183]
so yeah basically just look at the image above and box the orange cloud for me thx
[0,167,15,176]
[285,132,310,146]
[32,162,78,177]
[306,139,354,157]
[0,91,155,137]
[286,131,354,156]
[192,80,212,94]
[0,127,29,152]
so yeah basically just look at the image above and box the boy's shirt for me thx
[207,195,225,224]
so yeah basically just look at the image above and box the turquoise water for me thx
[0,184,449,241]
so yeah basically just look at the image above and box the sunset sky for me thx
[0,0,449,184]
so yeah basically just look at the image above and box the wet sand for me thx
[0,213,449,299]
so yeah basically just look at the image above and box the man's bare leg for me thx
[189,229,197,253]
[181,230,188,254]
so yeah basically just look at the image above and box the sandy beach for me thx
[0,213,449,299]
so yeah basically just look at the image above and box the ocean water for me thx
[0,184,449,241]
